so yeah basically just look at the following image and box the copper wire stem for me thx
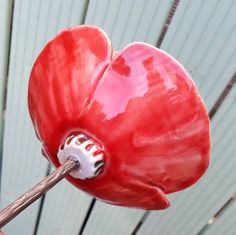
[0,159,79,228]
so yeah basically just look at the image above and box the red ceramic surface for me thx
[28,25,210,210]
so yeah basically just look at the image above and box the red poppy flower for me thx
[28,25,210,210]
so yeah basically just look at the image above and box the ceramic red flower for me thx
[28,25,210,210]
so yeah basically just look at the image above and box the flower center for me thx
[57,133,105,179]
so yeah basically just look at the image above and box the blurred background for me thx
[0,0,235,234]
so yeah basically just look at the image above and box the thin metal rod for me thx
[209,72,236,119]
[0,159,79,229]
[156,0,180,48]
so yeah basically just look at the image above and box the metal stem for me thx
[0,159,79,228]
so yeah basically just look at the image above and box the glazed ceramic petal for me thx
[28,26,210,210]
[28,26,112,146]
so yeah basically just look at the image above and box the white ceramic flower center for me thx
[57,133,105,179]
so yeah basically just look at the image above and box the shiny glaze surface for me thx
[28,25,210,210]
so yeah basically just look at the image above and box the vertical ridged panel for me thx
[1,0,48,234]
[0,0,89,234]
[83,201,143,235]
[0,0,13,156]
[85,0,173,49]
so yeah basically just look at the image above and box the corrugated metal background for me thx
[0,0,235,234]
